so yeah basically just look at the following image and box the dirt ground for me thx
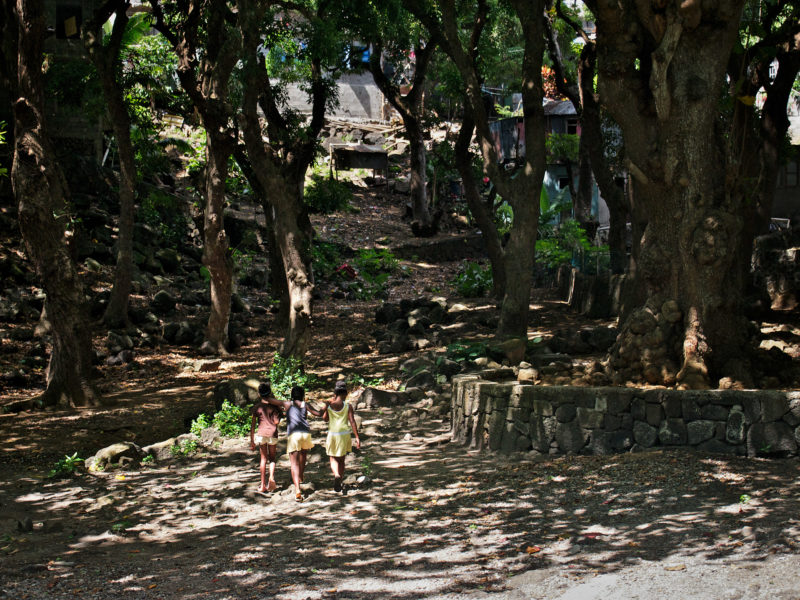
[1,399,800,600]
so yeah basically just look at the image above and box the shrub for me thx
[304,175,353,214]
[190,400,250,439]
[48,453,84,478]
[349,249,398,300]
[138,190,187,248]
[536,219,609,272]
[190,413,212,436]
[446,341,487,363]
[268,354,320,401]
[171,439,199,456]
[312,241,344,281]
[354,248,399,277]
[452,261,493,297]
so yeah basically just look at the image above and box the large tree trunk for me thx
[368,38,437,236]
[201,133,234,354]
[588,1,748,388]
[234,148,290,325]
[271,174,314,358]
[407,118,434,233]
[10,0,101,408]
[454,112,506,298]
[574,136,596,238]
[83,2,136,328]
[150,0,239,356]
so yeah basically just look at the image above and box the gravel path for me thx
[1,408,799,599]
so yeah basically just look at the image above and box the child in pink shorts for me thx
[250,382,282,492]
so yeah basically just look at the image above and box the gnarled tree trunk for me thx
[201,131,234,354]
[10,0,100,408]
[587,0,748,388]
[454,112,507,298]
[83,0,136,329]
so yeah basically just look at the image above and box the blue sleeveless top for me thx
[286,401,310,435]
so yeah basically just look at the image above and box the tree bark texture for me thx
[238,0,324,359]
[586,0,748,388]
[454,112,507,299]
[369,40,435,234]
[410,0,546,345]
[202,132,234,354]
[83,0,136,329]
[150,0,239,355]
[545,5,630,273]
[10,0,100,408]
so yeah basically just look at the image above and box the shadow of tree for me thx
[1,411,799,598]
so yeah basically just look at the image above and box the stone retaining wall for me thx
[451,373,800,457]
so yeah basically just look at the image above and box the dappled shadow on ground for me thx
[1,410,799,599]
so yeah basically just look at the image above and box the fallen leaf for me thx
[526,545,542,554]
[627,541,640,547]
[115,475,126,481]
[148,584,157,589]
[664,564,686,571]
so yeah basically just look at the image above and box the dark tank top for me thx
[287,401,310,435]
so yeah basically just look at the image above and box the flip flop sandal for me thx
[295,492,303,502]
[333,477,342,492]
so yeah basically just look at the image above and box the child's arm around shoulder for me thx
[306,400,327,418]
[264,396,291,411]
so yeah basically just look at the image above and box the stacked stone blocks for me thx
[451,374,800,457]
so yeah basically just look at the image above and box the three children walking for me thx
[251,378,361,501]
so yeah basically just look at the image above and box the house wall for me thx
[284,71,386,121]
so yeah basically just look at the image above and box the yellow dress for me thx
[325,402,352,457]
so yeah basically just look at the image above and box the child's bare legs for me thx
[330,456,345,491]
[258,444,270,492]
[267,444,277,491]
[289,451,303,498]
[299,450,307,483]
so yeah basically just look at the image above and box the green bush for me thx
[190,413,212,436]
[348,249,398,299]
[190,400,250,439]
[312,241,345,281]
[171,439,199,456]
[446,341,487,363]
[138,190,188,248]
[48,453,84,478]
[268,354,320,400]
[536,219,609,272]
[354,248,399,277]
[452,261,493,297]
[304,174,353,214]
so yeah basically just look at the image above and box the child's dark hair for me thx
[334,379,347,395]
[258,382,272,397]
[290,385,305,401]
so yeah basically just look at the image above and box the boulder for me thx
[211,379,259,411]
[152,290,176,315]
[405,369,436,389]
[87,442,142,471]
[360,387,410,408]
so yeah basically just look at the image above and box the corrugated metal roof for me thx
[543,100,577,116]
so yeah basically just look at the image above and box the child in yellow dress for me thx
[323,380,361,493]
